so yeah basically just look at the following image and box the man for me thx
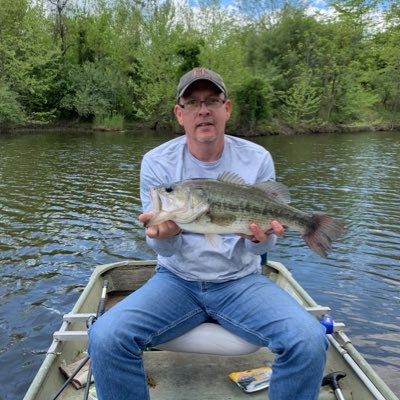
[89,68,328,399]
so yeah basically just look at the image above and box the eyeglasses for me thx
[178,97,226,112]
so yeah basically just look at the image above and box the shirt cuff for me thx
[245,234,277,255]
[146,232,183,257]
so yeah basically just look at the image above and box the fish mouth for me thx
[151,188,172,211]
[150,188,161,212]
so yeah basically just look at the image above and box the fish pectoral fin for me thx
[145,210,176,227]
[205,233,222,249]
[255,181,291,204]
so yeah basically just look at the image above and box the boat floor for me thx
[57,349,349,400]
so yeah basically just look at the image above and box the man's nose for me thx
[198,101,211,114]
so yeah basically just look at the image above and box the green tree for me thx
[368,5,400,124]
[1,0,63,122]
[277,75,322,125]
[0,80,25,125]
[126,1,184,124]
[176,39,204,78]
[47,0,69,54]
[60,62,126,120]
[234,77,272,135]
[319,0,381,123]
[0,0,28,75]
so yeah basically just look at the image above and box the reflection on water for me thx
[0,130,399,398]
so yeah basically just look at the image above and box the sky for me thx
[188,0,331,9]
[185,0,337,21]
[185,0,336,17]
[184,0,391,28]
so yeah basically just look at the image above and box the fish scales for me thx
[199,182,276,232]
[206,183,310,233]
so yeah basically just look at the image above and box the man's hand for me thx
[239,220,285,243]
[138,212,181,239]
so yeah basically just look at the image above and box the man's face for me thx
[174,81,232,145]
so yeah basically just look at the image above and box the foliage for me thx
[0,80,26,124]
[94,114,125,130]
[176,39,205,77]
[0,0,399,131]
[368,8,400,122]
[0,0,63,122]
[60,62,126,121]
[233,77,272,134]
[277,75,322,125]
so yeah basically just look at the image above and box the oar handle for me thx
[96,280,109,318]
[335,388,346,400]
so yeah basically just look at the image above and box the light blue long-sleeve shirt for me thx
[140,134,277,282]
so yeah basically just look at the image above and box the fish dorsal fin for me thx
[255,181,291,203]
[217,172,246,185]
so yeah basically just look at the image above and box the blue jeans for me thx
[88,267,328,400]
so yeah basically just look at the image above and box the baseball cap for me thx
[177,67,228,101]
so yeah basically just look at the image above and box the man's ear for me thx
[224,99,233,120]
[174,104,184,126]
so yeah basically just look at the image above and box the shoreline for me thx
[1,120,400,136]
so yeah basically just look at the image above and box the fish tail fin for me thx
[303,215,344,257]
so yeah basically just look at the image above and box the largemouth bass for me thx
[145,172,344,257]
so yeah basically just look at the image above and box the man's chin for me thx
[195,127,218,142]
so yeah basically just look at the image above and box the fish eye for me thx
[165,186,173,193]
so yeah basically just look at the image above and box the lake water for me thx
[0,130,399,399]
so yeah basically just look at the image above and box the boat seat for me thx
[154,303,335,356]
[155,321,260,356]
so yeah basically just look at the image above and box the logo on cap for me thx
[192,68,209,77]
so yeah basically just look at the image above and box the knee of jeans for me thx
[88,320,112,354]
[296,322,329,357]
[88,317,141,356]
[278,314,327,350]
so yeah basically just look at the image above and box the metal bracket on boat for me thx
[306,305,331,318]
[53,331,89,341]
[48,313,96,353]
[307,306,345,327]
[305,306,346,333]
[63,313,96,323]
[333,322,346,331]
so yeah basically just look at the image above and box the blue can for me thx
[321,314,334,334]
